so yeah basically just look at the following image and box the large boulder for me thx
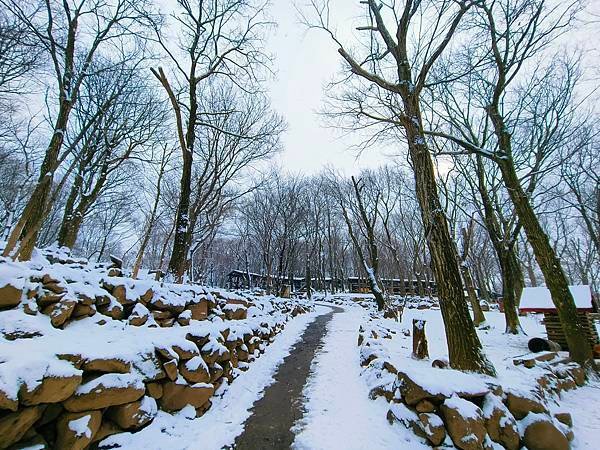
[521,414,570,450]
[440,395,487,450]
[106,396,157,430]
[160,381,214,411]
[63,373,145,412]
[180,356,211,384]
[505,391,548,420]
[55,410,102,450]
[0,283,22,309]
[0,405,45,448]
[482,394,519,450]
[20,373,82,406]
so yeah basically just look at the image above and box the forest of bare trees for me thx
[0,0,598,372]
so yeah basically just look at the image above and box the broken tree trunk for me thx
[412,319,429,359]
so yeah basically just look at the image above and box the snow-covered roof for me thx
[519,285,593,312]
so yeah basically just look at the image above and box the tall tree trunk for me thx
[496,153,594,367]
[498,249,522,334]
[400,97,494,375]
[306,262,312,300]
[474,156,522,333]
[167,149,193,281]
[461,263,486,326]
[3,106,72,259]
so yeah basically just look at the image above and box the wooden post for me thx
[412,319,429,359]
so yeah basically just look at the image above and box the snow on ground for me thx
[101,306,330,450]
[310,294,600,450]
[292,304,430,450]
[550,385,600,450]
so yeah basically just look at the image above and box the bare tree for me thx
[150,0,273,281]
[426,0,595,368]
[304,0,495,374]
[1,0,156,260]
[56,65,166,249]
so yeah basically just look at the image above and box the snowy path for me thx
[101,306,331,450]
[292,306,429,450]
[234,305,341,449]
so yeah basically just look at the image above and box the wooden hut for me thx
[519,285,599,351]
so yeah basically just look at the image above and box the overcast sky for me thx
[264,1,392,176]
[262,1,600,177]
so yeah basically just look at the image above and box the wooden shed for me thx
[519,285,599,351]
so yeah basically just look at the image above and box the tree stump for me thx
[412,319,429,359]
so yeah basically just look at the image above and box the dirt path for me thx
[232,305,343,449]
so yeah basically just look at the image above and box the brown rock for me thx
[567,366,586,387]
[129,314,148,326]
[177,314,191,326]
[224,304,247,320]
[0,405,44,448]
[172,344,200,360]
[187,301,208,321]
[146,382,163,400]
[180,356,211,384]
[56,410,102,450]
[44,282,66,294]
[20,373,82,406]
[417,412,446,446]
[37,402,63,427]
[81,357,130,374]
[163,359,179,381]
[91,419,121,443]
[72,304,95,318]
[157,318,175,327]
[397,372,443,405]
[106,396,157,430]
[152,310,173,320]
[112,285,132,306]
[140,288,154,303]
[23,300,38,315]
[63,374,145,412]
[151,297,185,314]
[505,392,548,420]
[522,416,569,450]
[0,284,22,308]
[415,399,436,413]
[440,396,487,450]
[0,386,18,411]
[160,382,214,411]
[554,412,573,428]
[556,377,577,392]
[43,298,77,327]
[37,292,63,307]
[482,394,519,450]
[237,348,249,361]
[97,301,123,320]
[209,363,224,383]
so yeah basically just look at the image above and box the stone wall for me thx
[357,318,585,450]
[0,251,311,449]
